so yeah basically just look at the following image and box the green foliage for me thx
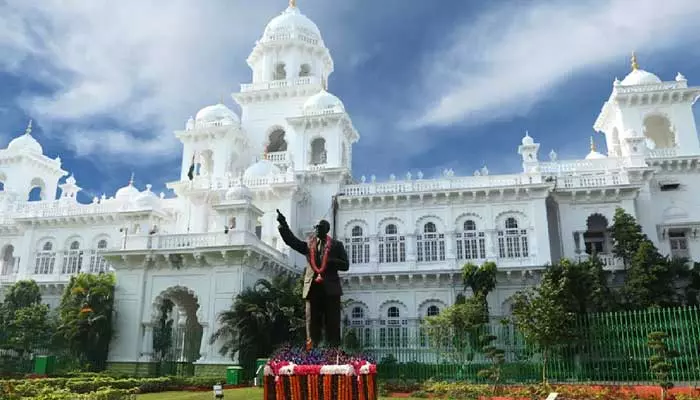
[0,375,227,399]
[152,299,175,361]
[422,296,488,365]
[548,258,614,314]
[462,261,497,297]
[57,273,116,371]
[511,266,577,384]
[647,331,680,400]
[610,207,649,267]
[477,334,505,393]
[210,275,305,377]
[6,303,53,355]
[2,280,42,312]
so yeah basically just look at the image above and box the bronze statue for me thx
[276,209,349,349]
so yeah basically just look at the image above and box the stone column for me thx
[406,234,416,262]
[197,324,210,363]
[444,231,456,261]
[369,235,379,263]
[139,323,154,362]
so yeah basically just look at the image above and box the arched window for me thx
[643,114,675,149]
[90,239,110,273]
[34,241,56,275]
[299,64,311,77]
[310,138,327,165]
[348,306,371,347]
[456,219,486,260]
[379,224,406,263]
[266,129,288,153]
[273,62,287,80]
[498,217,529,258]
[417,222,445,262]
[380,305,407,348]
[62,240,83,275]
[427,305,440,317]
[346,226,369,264]
[584,214,608,255]
[1,245,15,276]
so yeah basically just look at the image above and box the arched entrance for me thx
[1,245,15,276]
[151,286,203,376]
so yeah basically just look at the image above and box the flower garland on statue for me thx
[308,235,333,284]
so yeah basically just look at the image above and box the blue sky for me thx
[1,0,700,203]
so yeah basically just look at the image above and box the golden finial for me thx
[590,136,596,153]
[25,119,33,135]
[631,52,639,71]
[290,0,297,8]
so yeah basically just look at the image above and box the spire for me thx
[129,172,135,186]
[24,119,33,136]
[631,52,639,71]
[322,76,328,91]
[219,94,224,104]
[590,136,596,152]
[289,0,297,8]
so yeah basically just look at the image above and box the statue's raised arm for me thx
[276,209,309,255]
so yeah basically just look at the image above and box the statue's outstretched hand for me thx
[276,209,288,228]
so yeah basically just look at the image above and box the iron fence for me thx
[350,306,700,384]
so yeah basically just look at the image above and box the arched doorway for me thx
[583,214,609,255]
[1,245,15,276]
[151,286,203,376]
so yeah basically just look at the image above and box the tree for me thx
[610,207,691,309]
[422,296,488,366]
[152,298,175,362]
[423,261,498,367]
[57,273,115,371]
[0,280,54,358]
[210,275,305,377]
[511,271,577,385]
[549,258,614,314]
[610,207,649,267]
[647,331,680,400]
[477,333,506,394]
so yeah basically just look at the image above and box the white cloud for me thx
[408,0,700,130]
[0,0,354,163]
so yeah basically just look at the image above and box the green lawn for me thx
[137,387,419,399]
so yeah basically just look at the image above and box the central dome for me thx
[243,159,282,179]
[8,133,43,154]
[195,103,240,126]
[620,68,662,86]
[303,89,344,115]
[263,5,322,44]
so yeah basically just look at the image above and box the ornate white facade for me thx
[1,4,699,369]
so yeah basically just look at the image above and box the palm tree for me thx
[210,275,305,376]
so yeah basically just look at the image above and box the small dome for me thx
[195,103,240,126]
[243,159,282,179]
[115,179,140,202]
[8,121,43,154]
[135,184,159,208]
[585,150,606,160]
[303,89,345,115]
[263,5,322,44]
[225,182,253,201]
[521,131,534,146]
[620,69,662,86]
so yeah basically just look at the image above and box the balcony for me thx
[576,253,624,270]
[29,249,111,283]
[239,76,321,93]
[647,147,679,159]
[115,231,281,256]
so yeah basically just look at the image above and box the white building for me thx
[1,2,699,374]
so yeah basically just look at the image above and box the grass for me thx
[136,387,421,399]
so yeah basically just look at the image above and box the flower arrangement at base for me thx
[263,346,378,400]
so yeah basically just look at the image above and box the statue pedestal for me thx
[262,363,377,400]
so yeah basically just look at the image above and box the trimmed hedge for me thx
[0,375,224,399]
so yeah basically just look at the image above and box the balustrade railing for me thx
[117,231,264,251]
[30,248,111,280]
[539,158,624,173]
[240,76,319,93]
[647,147,679,158]
[342,174,543,196]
